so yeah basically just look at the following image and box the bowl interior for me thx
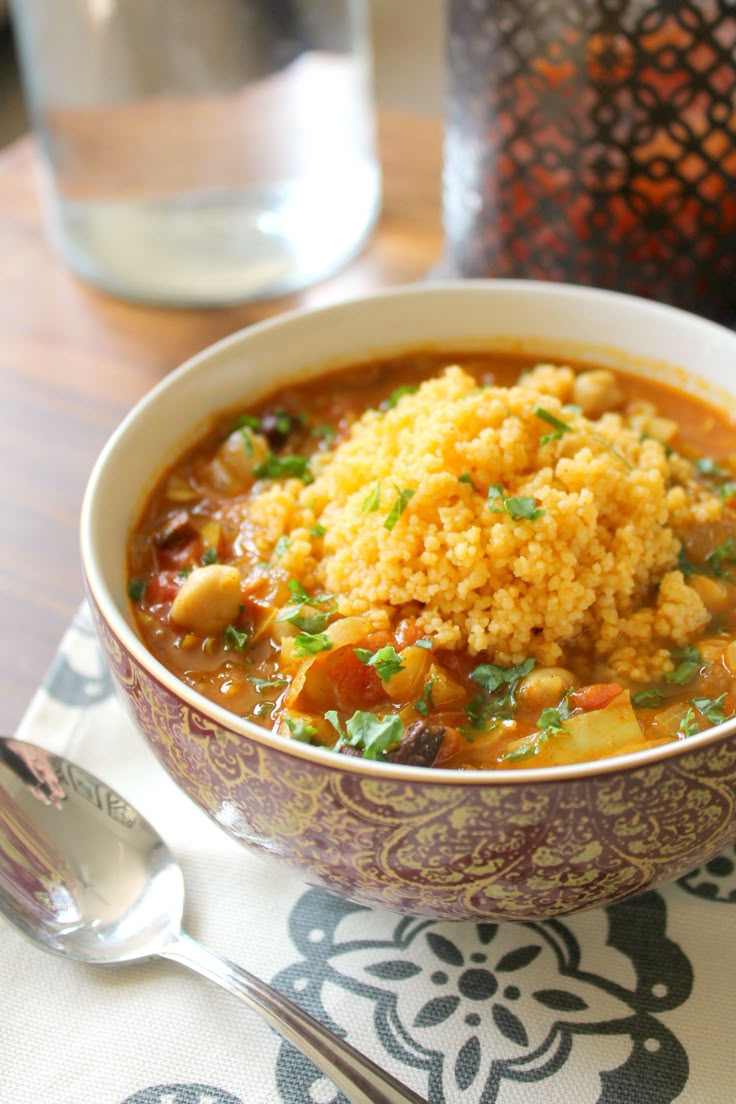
[80,279,736,774]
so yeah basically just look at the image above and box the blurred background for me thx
[0,0,445,148]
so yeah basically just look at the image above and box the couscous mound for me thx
[246,365,720,674]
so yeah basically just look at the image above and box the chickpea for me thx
[170,564,243,635]
[516,666,577,709]
[572,370,624,418]
[207,428,270,493]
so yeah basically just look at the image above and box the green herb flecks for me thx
[414,676,437,717]
[502,701,571,762]
[274,535,291,557]
[325,709,403,760]
[247,675,289,692]
[379,384,420,412]
[284,714,319,743]
[384,486,416,531]
[354,645,405,681]
[201,546,219,565]
[313,423,336,443]
[678,708,701,738]
[458,472,477,490]
[487,484,545,522]
[240,426,254,456]
[664,644,708,686]
[293,632,333,658]
[361,481,382,514]
[310,523,327,538]
[690,692,731,727]
[694,456,730,479]
[223,624,248,650]
[631,689,666,708]
[254,454,313,483]
[706,537,736,580]
[463,658,535,731]
[127,578,147,603]
[533,405,573,446]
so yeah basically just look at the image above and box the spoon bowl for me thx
[0,736,425,1104]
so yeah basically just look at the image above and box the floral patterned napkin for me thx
[2,604,735,1104]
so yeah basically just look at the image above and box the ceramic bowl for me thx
[80,281,736,921]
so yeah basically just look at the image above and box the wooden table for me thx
[0,111,443,734]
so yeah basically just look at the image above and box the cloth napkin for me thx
[2,604,735,1104]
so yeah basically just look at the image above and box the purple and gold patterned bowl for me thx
[80,281,736,922]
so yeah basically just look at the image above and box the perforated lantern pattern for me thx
[444,0,736,324]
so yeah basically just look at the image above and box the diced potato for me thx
[170,564,242,635]
[427,663,466,706]
[561,690,643,758]
[384,645,431,702]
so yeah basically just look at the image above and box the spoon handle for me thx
[161,931,427,1104]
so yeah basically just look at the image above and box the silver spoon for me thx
[0,736,425,1104]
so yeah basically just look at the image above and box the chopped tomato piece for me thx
[570,682,624,713]
[145,571,181,607]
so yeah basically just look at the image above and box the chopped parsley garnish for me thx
[313,423,336,442]
[284,714,319,743]
[679,708,700,738]
[664,644,707,685]
[379,384,420,411]
[234,413,260,432]
[384,486,416,531]
[247,675,289,692]
[240,426,254,455]
[277,580,336,632]
[176,565,193,579]
[470,658,536,693]
[325,709,402,759]
[677,545,697,579]
[537,706,570,734]
[533,405,573,446]
[487,484,544,522]
[354,645,405,681]
[127,578,147,603]
[223,624,248,650]
[293,632,333,658]
[464,658,535,731]
[287,578,310,603]
[361,481,382,514]
[690,693,730,726]
[254,454,312,482]
[694,456,730,478]
[502,702,570,762]
[269,411,294,437]
[631,689,666,708]
[458,472,477,489]
[310,523,327,538]
[414,677,437,717]
[201,546,219,565]
[706,537,736,579]
[278,607,334,634]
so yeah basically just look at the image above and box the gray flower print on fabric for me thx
[121,1085,243,1104]
[272,890,691,1104]
[678,841,736,903]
